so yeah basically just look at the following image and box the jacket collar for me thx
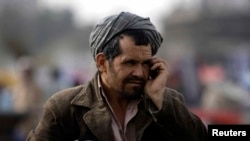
[71,72,115,141]
[71,72,102,108]
[71,72,154,141]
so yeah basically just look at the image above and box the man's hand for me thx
[144,57,168,110]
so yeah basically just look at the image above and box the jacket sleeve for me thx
[149,88,208,141]
[26,95,79,141]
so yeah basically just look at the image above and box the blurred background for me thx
[0,0,250,140]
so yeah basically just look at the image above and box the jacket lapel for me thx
[83,103,114,141]
[71,73,114,141]
[135,100,153,141]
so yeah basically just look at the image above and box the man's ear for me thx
[96,53,107,72]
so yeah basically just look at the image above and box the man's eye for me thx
[142,63,150,68]
[124,61,136,66]
[128,61,135,65]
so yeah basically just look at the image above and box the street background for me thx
[0,0,250,140]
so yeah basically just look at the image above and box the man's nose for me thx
[132,65,144,77]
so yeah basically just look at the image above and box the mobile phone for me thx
[149,69,159,79]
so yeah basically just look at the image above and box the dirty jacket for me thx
[27,73,208,141]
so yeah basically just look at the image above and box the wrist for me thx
[147,89,165,110]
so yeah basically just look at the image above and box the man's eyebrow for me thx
[121,58,136,63]
[142,59,152,64]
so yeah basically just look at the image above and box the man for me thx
[27,11,208,141]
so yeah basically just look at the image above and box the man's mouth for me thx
[127,80,144,86]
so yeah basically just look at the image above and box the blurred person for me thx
[11,56,43,141]
[0,69,17,112]
[12,56,43,113]
[27,12,207,141]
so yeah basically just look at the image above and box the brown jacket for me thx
[27,73,208,141]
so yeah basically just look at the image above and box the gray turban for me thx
[89,11,163,60]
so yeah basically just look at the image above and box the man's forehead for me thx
[121,45,152,54]
[118,46,152,60]
[119,36,152,50]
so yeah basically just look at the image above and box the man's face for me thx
[105,35,152,99]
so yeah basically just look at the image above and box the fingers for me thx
[150,57,168,71]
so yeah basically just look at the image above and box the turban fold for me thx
[89,11,163,60]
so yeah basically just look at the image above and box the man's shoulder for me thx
[42,83,91,117]
[51,85,86,100]
[165,87,182,96]
[44,82,90,108]
[164,87,185,102]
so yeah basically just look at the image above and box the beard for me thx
[121,76,145,100]
[122,86,144,100]
[108,63,145,100]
